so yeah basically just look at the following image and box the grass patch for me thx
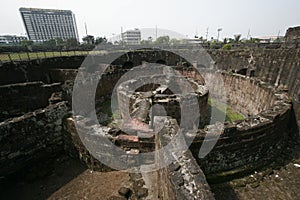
[0,51,90,61]
[208,97,245,123]
[226,106,245,122]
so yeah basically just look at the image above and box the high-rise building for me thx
[122,28,141,45]
[19,7,79,42]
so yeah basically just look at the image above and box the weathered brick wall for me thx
[49,69,78,83]
[110,49,188,67]
[204,72,277,116]
[0,56,84,86]
[62,117,113,172]
[0,49,297,185]
[0,102,68,177]
[155,117,214,200]
[206,49,300,133]
[117,72,209,129]
[0,82,61,121]
[62,116,156,171]
[91,48,299,130]
[284,26,300,48]
[189,76,292,182]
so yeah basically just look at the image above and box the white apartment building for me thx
[122,28,141,45]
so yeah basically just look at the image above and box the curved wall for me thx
[190,73,292,182]
[207,49,300,133]
[117,72,209,129]
[205,72,277,116]
[67,64,292,182]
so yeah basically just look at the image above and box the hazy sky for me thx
[1,0,299,41]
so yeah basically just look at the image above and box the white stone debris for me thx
[293,163,300,168]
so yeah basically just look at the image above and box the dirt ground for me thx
[49,170,131,200]
[0,156,131,200]
[1,137,300,200]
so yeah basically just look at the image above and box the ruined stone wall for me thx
[1,50,298,111]
[155,117,214,199]
[189,75,292,181]
[171,48,299,114]
[0,56,84,86]
[206,49,300,133]
[0,102,68,177]
[63,116,156,171]
[49,69,78,83]
[0,50,297,185]
[95,71,126,99]
[117,74,209,129]
[205,73,277,116]
[0,82,61,121]
[155,151,214,200]
[284,26,300,48]
[110,49,186,67]
[62,117,113,172]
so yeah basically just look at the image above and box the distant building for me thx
[0,35,27,45]
[19,7,79,42]
[257,36,284,43]
[122,29,141,45]
[185,38,204,44]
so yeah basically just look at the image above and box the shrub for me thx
[222,43,232,50]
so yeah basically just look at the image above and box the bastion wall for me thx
[0,48,297,195]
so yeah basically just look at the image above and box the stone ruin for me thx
[0,47,299,199]
[284,26,300,48]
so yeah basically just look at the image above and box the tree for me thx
[234,34,242,43]
[141,40,151,45]
[55,38,64,46]
[210,39,222,49]
[65,38,79,48]
[116,40,125,46]
[21,40,33,46]
[82,35,95,44]
[273,37,283,43]
[251,38,261,43]
[244,37,260,44]
[43,39,56,47]
[169,38,181,45]
[155,36,170,44]
[141,37,154,45]
[95,37,107,45]
[223,38,228,44]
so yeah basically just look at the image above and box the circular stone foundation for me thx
[65,49,291,180]
[114,65,209,131]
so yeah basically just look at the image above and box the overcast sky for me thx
[1,0,300,41]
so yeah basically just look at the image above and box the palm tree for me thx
[223,38,228,44]
[234,34,242,43]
